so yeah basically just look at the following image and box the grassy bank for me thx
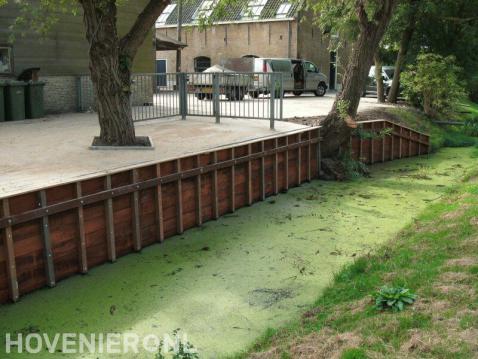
[385,105,477,151]
[239,166,478,358]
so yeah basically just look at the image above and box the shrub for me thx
[464,117,478,137]
[401,53,467,117]
[373,286,417,312]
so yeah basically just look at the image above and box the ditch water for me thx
[0,147,475,358]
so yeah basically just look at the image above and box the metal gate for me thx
[78,72,283,129]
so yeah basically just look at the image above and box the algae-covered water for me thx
[0,148,476,358]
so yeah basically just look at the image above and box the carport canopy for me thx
[156,33,187,51]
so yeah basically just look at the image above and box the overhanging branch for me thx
[120,0,170,59]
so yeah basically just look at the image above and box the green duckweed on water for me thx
[0,147,476,358]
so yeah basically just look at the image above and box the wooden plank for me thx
[231,148,236,212]
[390,125,395,161]
[196,155,203,224]
[307,131,312,181]
[382,122,386,163]
[274,139,279,194]
[2,199,19,302]
[104,175,116,262]
[175,160,184,234]
[131,170,142,251]
[155,164,165,242]
[399,127,403,159]
[408,129,412,157]
[297,135,302,184]
[260,141,266,201]
[76,183,88,274]
[247,144,253,205]
[285,137,289,191]
[317,129,322,176]
[39,190,56,287]
[370,122,375,164]
[212,152,219,218]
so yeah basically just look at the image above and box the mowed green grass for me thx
[239,169,478,359]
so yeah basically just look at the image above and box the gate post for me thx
[178,73,187,120]
[270,73,276,130]
[213,73,220,124]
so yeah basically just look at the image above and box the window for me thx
[276,2,291,18]
[193,0,217,21]
[156,4,177,27]
[305,62,318,73]
[243,0,267,19]
[194,56,211,72]
[0,46,13,75]
[270,59,292,73]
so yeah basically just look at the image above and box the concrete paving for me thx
[0,115,308,198]
[281,92,392,118]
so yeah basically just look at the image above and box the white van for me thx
[221,58,329,97]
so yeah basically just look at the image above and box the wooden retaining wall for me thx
[351,120,431,164]
[0,128,321,304]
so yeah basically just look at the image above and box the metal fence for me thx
[78,72,283,129]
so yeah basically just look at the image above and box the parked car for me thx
[363,65,395,97]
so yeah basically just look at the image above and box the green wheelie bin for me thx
[4,80,26,121]
[0,81,6,122]
[25,81,46,119]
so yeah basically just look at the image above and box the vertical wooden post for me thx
[196,155,203,224]
[370,122,375,164]
[260,141,266,201]
[317,128,322,177]
[176,160,184,234]
[104,175,116,262]
[418,134,422,156]
[285,137,289,191]
[155,165,165,242]
[390,124,395,161]
[39,190,55,287]
[359,125,363,161]
[230,149,235,213]
[212,152,219,218]
[2,199,19,302]
[399,127,403,159]
[297,134,302,185]
[273,139,279,194]
[408,129,412,157]
[247,144,253,205]
[131,169,142,251]
[76,183,88,274]
[381,122,386,163]
[307,131,312,181]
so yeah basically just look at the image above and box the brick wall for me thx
[41,76,78,114]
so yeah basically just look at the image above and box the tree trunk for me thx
[80,0,136,145]
[321,1,397,161]
[375,53,385,103]
[388,5,417,103]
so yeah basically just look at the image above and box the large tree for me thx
[309,0,399,163]
[4,0,170,145]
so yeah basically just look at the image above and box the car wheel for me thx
[293,91,303,96]
[195,93,206,100]
[314,83,327,97]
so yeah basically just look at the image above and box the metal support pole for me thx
[213,73,220,124]
[270,73,276,130]
[178,73,187,120]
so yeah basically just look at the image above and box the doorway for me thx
[156,59,167,87]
